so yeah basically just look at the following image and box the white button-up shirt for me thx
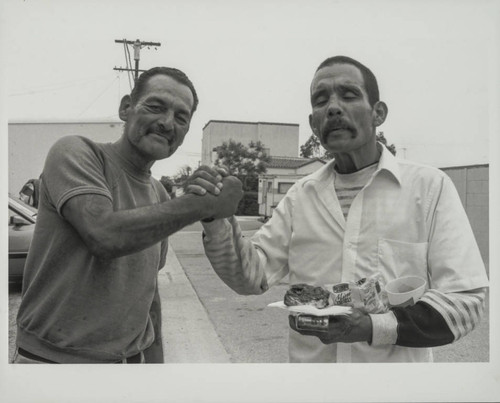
[203,145,488,362]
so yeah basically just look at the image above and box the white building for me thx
[8,121,123,195]
[200,119,327,217]
[201,120,299,165]
[258,156,326,218]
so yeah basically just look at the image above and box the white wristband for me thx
[369,311,398,345]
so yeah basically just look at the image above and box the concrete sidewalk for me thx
[158,244,231,363]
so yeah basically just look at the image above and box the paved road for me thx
[8,217,489,363]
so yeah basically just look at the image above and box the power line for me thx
[9,74,112,97]
[123,42,133,90]
[78,76,119,118]
[113,38,161,88]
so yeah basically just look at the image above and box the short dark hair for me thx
[130,66,199,114]
[315,56,379,107]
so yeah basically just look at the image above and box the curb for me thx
[157,243,231,363]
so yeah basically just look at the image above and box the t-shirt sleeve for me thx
[42,136,113,216]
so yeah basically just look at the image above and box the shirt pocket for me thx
[377,238,429,281]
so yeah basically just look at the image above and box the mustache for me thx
[150,124,172,136]
[323,119,352,133]
[321,119,354,140]
[149,125,175,142]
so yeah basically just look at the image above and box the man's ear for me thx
[373,101,388,127]
[308,114,318,136]
[119,95,132,122]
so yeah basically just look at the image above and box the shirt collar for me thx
[375,142,402,185]
[305,142,402,186]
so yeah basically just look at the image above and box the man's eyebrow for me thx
[311,85,328,98]
[311,81,362,94]
[144,96,166,104]
[143,95,192,114]
[336,83,362,91]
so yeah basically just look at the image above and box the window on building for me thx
[278,182,294,194]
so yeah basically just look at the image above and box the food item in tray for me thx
[331,282,352,305]
[356,275,387,313]
[326,273,388,314]
[284,283,331,309]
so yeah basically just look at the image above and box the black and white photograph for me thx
[2,0,499,402]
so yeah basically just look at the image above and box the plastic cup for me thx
[385,276,426,307]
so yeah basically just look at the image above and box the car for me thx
[8,194,37,285]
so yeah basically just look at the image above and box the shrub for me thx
[236,191,258,216]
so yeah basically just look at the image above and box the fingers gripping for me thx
[185,166,223,196]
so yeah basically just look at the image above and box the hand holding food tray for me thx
[268,275,389,331]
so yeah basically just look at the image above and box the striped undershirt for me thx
[334,163,378,219]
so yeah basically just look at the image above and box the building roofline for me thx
[8,120,123,125]
[270,156,315,161]
[440,163,489,170]
[203,119,299,130]
[260,174,310,179]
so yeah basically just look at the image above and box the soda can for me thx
[295,314,329,332]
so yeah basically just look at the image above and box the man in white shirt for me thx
[194,56,488,362]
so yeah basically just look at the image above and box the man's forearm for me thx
[392,288,486,347]
[87,193,213,259]
[64,175,243,260]
[370,288,486,347]
[202,217,268,295]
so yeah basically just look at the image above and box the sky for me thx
[2,0,499,180]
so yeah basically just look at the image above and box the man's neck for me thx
[112,137,154,173]
[333,143,381,174]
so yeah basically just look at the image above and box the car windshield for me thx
[9,194,38,219]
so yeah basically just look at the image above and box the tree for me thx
[376,132,397,156]
[300,135,334,159]
[159,176,175,193]
[299,131,397,159]
[300,135,321,158]
[174,165,193,185]
[214,140,271,191]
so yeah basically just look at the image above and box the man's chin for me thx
[321,137,347,153]
[139,145,177,162]
[155,148,176,160]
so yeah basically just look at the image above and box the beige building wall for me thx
[441,165,489,270]
[9,121,123,195]
[201,120,299,165]
[266,167,296,175]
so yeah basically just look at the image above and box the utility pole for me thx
[113,39,161,83]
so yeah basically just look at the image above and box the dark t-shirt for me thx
[16,135,169,363]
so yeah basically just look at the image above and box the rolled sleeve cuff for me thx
[201,218,231,242]
[369,311,398,345]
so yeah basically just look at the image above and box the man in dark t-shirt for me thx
[15,67,243,363]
